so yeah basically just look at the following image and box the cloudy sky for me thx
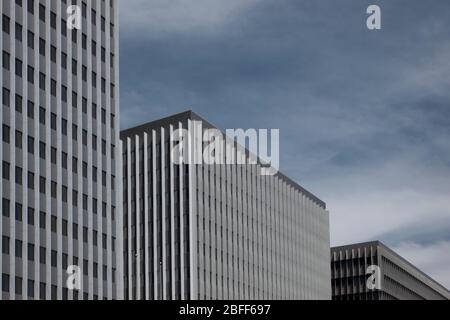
[118,0,450,289]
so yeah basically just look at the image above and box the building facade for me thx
[331,241,450,300]
[121,111,331,300]
[1,0,122,300]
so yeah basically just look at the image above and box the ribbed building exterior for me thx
[1,0,122,300]
[121,111,331,300]
[331,241,450,300]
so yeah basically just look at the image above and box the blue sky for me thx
[119,0,450,289]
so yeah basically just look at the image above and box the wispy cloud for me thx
[119,0,263,38]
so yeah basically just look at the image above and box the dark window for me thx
[39,72,45,90]
[28,66,34,83]
[39,247,46,264]
[15,277,22,295]
[39,38,45,55]
[28,136,34,154]
[15,23,22,41]
[61,53,67,69]
[2,198,10,218]
[2,161,10,180]
[50,12,56,29]
[82,34,87,49]
[39,177,46,194]
[72,190,78,207]
[2,274,10,293]
[73,224,78,240]
[28,280,34,298]
[50,45,56,62]
[15,130,22,148]
[61,19,67,37]
[62,152,68,169]
[28,171,34,189]
[39,211,46,229]
[27,30,34,49]
[51,79,57,96]
[51,147,57,164]
[72,59,77,75]
[2,87,10,106]
[51,113,57,130]
[28,243,34,262]
[15,166,23,185]
[82,65,87,81]
[27,100,34,119]
[83,227,88,243]
[51,181,57,198]
[39,107,45,124]
[2,124,10,143]
[62,186,68,203]
[15,202,23,221]
[62,119,67,135]
[27,207,35,226]
[51,250,58,268]
[39,4,45,22]
[82,162,87,178]
[27,0,34,14]
[2,51,10,70]
[15,59,23,77]
[2,236,9,254]
[15,239,22,258]
[39,282,45,299]
[62,220,68,236]
[72,124,77,140]
[82,130,87,145]
[83,194,88,210]
[2,15,10,34]
[15,94,22,113]
[39,141,45,159]
[102,234,107,250]
[92,40,97,56]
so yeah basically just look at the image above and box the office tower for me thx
[1,0,122,300]
[331,241,450,300]
[121,110,331,300]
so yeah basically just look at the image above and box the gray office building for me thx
[1,0,122,300]
[121,110,331,300]
[331,241,450,300]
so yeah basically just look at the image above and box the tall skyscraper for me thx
[121,111,331,300]
[331,241,450,300]
[1,0,122,300]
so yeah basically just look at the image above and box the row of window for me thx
[2,52,116,100]
[8,0,114,38]
[2,270,115,300]
[2,272,109,300]
[2,159,117,208]
[1,199,116,242]
[2,157,115,192]
[3,131,114,167]
[2,128,114,163]
[3,15,115,67]
[2,87,116,134]
[2,225,114,255]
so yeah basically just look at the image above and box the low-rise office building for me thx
[121,110,331,300]
[331,241,450,300]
